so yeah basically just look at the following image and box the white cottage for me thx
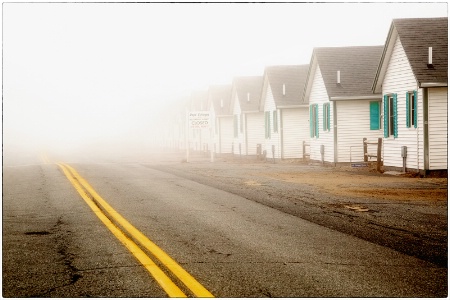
[373,17,448,175]
[208,85,233,155]
[260,65,310,160]
[303,46,384,164]
[231,76,264,157]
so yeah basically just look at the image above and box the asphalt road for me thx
[3,159,447,297]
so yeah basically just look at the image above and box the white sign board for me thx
[188,111,211,128]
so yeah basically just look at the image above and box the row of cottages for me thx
[178,17,447,174]
[373,17,448,175]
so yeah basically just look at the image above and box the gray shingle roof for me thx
[312,46,384,99]
[393,17,448,84]
[232,76,264,112]
[208,85,232,116]
[264,65,310,106]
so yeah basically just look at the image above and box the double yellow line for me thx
[58,163,214,298]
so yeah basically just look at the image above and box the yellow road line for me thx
[58,163,188,298]
[59,163,214,298]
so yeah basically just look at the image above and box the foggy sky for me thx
[3,2,447,163]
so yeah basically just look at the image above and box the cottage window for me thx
[310,104,319,138]
[369,101,381,130]
[406,91,417,128]
[240,113,244,133]
[323,103,330,131]
[383,94,398,138]
[233,115,238,138]
[265,111,271,139]
[273,110,278,133]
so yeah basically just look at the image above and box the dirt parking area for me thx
[257,168,447,202]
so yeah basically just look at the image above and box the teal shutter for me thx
[383,95,388,137]
[406,92,410,128]
[315,104,319,138]
[370,101,380,130]
[393,93,398,138]
[414,90,418,128]
[267,111,271,139]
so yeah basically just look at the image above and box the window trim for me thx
[384,93,398,138]
[310,104,319,138]
[273,110,278,133]
[406,90,417,129]
[323,103,330,131]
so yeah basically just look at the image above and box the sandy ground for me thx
[258,169,447,202]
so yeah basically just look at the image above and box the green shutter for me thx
[310,105,314,138]
[370,101,380,130]
[383,95,388,137]
[393,93,398,138]
[406,92,410,128]
[414,90,418,128]
[315,104,319,138]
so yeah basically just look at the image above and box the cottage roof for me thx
[374,17,448,92]
[232,76,264,112]
[208,85,232,116]
[261,65,309,109]
[307,46,383,100]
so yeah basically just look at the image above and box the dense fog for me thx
[3,3,446,166]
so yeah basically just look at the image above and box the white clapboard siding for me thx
[382,36,424,170]
[246,112,265,156]
[219,116,233,154]
[282,108,309,159]
[336,100,383,162]
[428,87,448,170]
[309,66,334,162]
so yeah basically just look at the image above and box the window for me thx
[310,104,319,138]
[233,115,238,138]
[265,111,271,139]
[240,113,244,133]
[273,110,278,133]
[369,101,381,130]
[383,94,397,138]
[215,118,219,134]
[323,103,330,131]
[406,91,417,128]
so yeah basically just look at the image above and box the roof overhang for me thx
[302,53,318,103]
[419,82,448,88]
[241,110,261,114]
[330,95,383,101]
[278,104,309,109]
[372,23,398,93]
